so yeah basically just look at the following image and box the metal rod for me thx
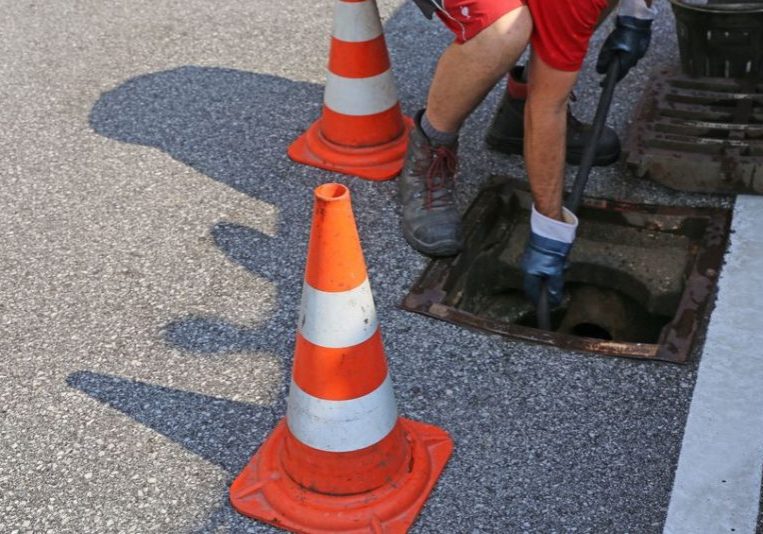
[536,60,620,330]
[566,61,620,213]
[537,282,552,331]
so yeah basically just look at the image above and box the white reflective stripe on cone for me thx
[324,70,398,117]
[299,278,378,348]
[332,0,383,43]
[286,374,398,452]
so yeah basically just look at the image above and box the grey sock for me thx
[421,112,458,146]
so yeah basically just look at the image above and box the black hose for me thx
[566,61,620,213]
[536,60,620,330]
[536,284,552,331]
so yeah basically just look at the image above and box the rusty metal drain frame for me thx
[401,176,731,363]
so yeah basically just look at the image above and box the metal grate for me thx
[624,69,763,194]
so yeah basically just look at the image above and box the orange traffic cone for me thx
[230,183,453,533]
[287,0,413,181]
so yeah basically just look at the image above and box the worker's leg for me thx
[398,3,532,257]
[524,54,579,220]
[486,0,621,167]
[425,6,532,134]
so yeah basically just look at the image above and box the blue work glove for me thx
[522,233,572,308]
[521,205,578,307]
[596,16,652,82]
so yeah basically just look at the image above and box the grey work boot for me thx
[486,66,621,166]
[398,111,463,257]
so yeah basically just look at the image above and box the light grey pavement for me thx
[663,195,763,534]
[0,1,752,533]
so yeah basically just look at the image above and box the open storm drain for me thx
[402,177,731,363]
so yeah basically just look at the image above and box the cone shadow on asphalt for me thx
[65,368,284,532]
[65,371,278,474]
[80,6,434,530]
[89,66,324,206]
[162,222,301,355]
[87,68,323,531]
[90,67,320,356]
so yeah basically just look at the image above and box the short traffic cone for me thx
[230,183,453,533]
[287,0,413,181]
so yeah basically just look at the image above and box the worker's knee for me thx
[526,54,580,116]
[462,7,532,71]
[526,92,569,121]
[485,5,533,47]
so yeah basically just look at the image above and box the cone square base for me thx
[229,417,453,533]
[287,116,414,182]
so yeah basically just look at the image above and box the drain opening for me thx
[498,283,671,344]
[571,323,613,341]
[401,177,731,362]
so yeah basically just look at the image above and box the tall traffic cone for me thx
[287,0,413,181]
[230,183,453,533]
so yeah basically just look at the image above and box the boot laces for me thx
[423,145,457,210]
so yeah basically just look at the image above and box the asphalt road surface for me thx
[1,1,758,533]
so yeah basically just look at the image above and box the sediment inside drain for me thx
[483,283,672,343]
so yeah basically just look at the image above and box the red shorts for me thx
[434,0,610,72]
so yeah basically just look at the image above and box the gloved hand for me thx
[521,232,572,308]
[521,205,577,307]
[596,16,652,82]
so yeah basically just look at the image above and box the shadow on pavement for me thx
[91,67,314,358]
[163,315,264,355]
[66,371,278,474]
[162,222,301,356]
[89,65,322,206]
[80,6,431,531]
[87,65,319,533]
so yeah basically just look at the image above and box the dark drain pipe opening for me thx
[570,323,613,341]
